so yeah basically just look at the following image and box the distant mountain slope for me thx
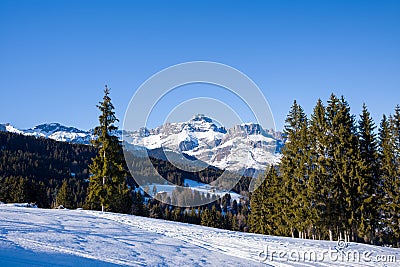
[0,131,97,208]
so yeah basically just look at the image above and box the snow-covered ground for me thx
[0,204,399,267]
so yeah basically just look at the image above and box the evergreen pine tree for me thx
[249,166,285,235]
[200,208,212,227]
[188,208,198,224]
[84,86,132,213]
[393,105,400,159]
[249,169,269,235]
[149,204,163,219]
[172,207,181,221]
[390,106,400,244]
[131,191,145,216]
[379,113,400,245]
[309,99,331,240]
[231,213,239,231]
[279,100,311,238]
[10,177,28,203]
[164,206,171,221]
[326,94,362,242]
[210,205,223,228]
[56,180,73,209]
[231,199,238,215]
[357,104,379,243]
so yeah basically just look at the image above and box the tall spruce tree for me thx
[325,94,342,240]
[357,104,379,243]
[326,94,362,242]
[279,100,311,238]
[393,106,400,160]
[248,169,269,235]
[389,107,400,245]
[309,99,331,240]
[249,166,285,235]
[84,86,132,213]
[379,113,400,245]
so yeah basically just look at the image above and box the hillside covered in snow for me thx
[0,204,398,267]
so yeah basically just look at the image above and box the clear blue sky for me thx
[1,0,399,131]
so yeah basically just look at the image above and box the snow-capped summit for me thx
[124,115,282,174]
[185,114,227,134]
[190,113,214,123]
[28,123,86,134]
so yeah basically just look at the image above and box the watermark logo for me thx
[122,61,276,207]
[258,240,397,264]
[334,239,349,256]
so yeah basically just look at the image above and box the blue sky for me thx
[1,0,399,131]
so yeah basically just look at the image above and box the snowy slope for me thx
[1,204,399,267]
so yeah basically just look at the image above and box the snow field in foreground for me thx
[0,204,399,267]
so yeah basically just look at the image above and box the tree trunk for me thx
[102,176,105,212]
[370,231,374,245]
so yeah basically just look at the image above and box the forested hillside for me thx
[0,132,96,208]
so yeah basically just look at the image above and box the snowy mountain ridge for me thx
[0,115,284,173]
[0,122,94,144]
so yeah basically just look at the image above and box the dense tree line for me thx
[249,94,400,247]
[138,192,249,232]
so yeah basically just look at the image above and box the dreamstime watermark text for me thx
[257,240,397,264]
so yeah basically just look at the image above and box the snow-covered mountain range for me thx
[0,122,94,144]
[0,115,283,173]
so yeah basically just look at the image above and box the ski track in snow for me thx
[0,205,399,267]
